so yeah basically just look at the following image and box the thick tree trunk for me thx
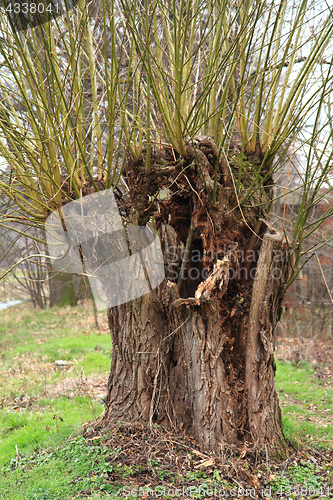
[103,254,287,457]
[101,139,289,458]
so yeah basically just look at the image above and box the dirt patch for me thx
[2,373,108,411]
[275,336,333,386]
[44,374,108,401]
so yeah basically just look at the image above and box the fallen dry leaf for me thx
[191,449,208,459]
[194,458,215,469]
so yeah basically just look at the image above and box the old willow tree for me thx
[0,0,333,457]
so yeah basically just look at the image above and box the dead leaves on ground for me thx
[79,422,333,500]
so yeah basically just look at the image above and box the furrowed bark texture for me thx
[105,285,247,449]
[102,139,289,458]
[246,232,289,457]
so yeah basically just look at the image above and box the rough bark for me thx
[246,231,289,457]
[101,138,289,458]
[103,264,287,456]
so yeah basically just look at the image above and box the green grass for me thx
[268,460,323,495]
[0,397,101,468]
[0,436,122,499]
[0,303,111,470]
[275,359,333,449]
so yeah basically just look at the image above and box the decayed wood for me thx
[195,256,230,302]
[192,135,230,186]
[172,256,230,307]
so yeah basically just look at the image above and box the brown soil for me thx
[45,374,107,400]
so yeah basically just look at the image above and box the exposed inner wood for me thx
[101,138,288,458]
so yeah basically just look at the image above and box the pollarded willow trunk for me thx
[102,137,289,458]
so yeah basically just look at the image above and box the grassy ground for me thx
[0,304,332,499]
[0,303,110,469]
[275,335,333,450]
